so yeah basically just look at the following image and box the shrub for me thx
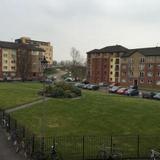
[40,82,81,98]
[64,90,73,98]
[50,87,64,98]
[71,86,81,96]
[45,85,53,94]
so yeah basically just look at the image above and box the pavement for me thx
[0,126,25,160]
[6,98,50,113]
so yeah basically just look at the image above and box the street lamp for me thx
[41,56,48,95]
[40,56,48,152]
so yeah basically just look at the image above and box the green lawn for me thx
[11,91,160,137]
[0,82,42,109]
[10,90,160,159]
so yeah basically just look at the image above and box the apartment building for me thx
[87,45,128,84]
[0,41,44,80]
[15,37,53,65]
[87,45,160,87]
[121,47,160,87]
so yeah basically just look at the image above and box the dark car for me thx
[125,89,139,96]
[142,92,156,99]
[87,84,99,90]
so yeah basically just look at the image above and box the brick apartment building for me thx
[0,40,44,81]
[87,45,160,87]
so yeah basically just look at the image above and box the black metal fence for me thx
[0,109,157,160]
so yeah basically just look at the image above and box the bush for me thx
[64,90,74,98]
[50,87,64,98]
[39,82,81,98]
[45,85,53,94]
[71,86,81,96]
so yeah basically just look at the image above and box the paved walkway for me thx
[0,126,25,160]
[6,98,50,113]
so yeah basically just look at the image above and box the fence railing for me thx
[0,109,156,160]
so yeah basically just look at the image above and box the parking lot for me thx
[74,82,160,100]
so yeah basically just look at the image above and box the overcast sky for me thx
[1,0,160,61]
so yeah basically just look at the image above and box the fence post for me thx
[15,119,17,129]
[82,136,85,160]
[22,127,25,138]
[7,114,10,132]
[137,135,140,158]
[32,135,35,153]
[110,135,113,154]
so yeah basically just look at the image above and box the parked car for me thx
[129,85,138,90]
[142,91,156,99]
[153,93,160,100]
[82,84,90,89]
[116,88,128,94]
[74,83,85,88]
[125,89,139,96]
[64,77,73,82]
[109,86,121,93]
[87,84,99,90]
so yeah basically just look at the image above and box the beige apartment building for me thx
[0,41,44,80]
[15,37,53,65]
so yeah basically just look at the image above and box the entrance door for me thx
[134,79,138,86]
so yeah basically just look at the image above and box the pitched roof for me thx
[87,45,129,54]
[86,49,99,54]
[0,41,44,52]
[99,45,129,53]
[121,47,160,57]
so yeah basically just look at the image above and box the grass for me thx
[11,90,160,137]
[0,82,42,109]
[10,90,160,159]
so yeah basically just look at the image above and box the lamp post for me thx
[40,56,48,152]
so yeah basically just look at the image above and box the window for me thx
[115,59,119,64]
[11,60,16,63]
[110,65,113,68]
[110,78,112,81]
[140,57,145,63]
[140,72,144,77]
[11,66,15,70]
[148,80,153,84]
[110,72,113,75]
[140,79,144,84]
[3,54,7,57]
[5,60,7,63]
[122,72,126,76]
[115,72,119,77]
[129,71,133,77]
[148,64,153,69]
[158,72,160,77]
[111,59,113,62]
[3,66,7,70]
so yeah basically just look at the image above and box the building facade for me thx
[87,45,128,84]
[120,48,160,87]
[87,45,160,87]
[15,37,53,65]
[0,41,44,81]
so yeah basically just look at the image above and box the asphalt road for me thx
[0,126,25,160]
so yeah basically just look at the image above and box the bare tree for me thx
[17,46,32,81]
[70,47,86,81]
